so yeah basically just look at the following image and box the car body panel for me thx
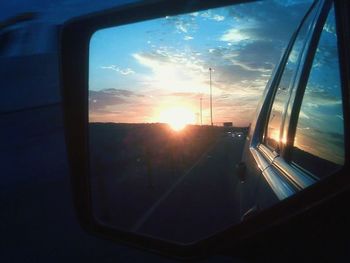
[239,0,345,219]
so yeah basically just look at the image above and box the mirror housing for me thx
[60,0,350,259]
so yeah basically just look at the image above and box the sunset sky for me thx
[88,0,312,127]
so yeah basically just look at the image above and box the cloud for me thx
[304,87,342,107]
[89,88,143,113]
[220,28,251,42]
[225,1,312,44]
[184,35,194,41]
[132,48,208,92]
[299,110,310,120]
[295,125,344,165]
[89,90,126,113]
[211,37,284,79]
[130,46,268,126]
[89,88,156,123]
[100,65,135,75]
[130,40,273,126]
[165,16,197,34]
[200,10,225,21]
[101,88,143,97]
[296,81,344,165]
[176,22,188,33]
[119,68,135,75]
[213,14,225,21]
[216,0,312,78]
[324,22,336,35]
[166,10,226,35]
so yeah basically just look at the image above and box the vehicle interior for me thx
[1,0,349,262]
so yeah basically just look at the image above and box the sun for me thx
[159,107,195,131]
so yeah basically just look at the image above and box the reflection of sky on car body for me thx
[294,6,344,165]
[265,4,318,149]
[89,0,313,126]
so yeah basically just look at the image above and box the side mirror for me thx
[60,0,350,259]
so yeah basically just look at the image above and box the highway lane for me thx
[90,130,246,244]
[133,135,246,243]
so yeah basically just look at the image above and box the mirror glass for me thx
[88,1,313,244]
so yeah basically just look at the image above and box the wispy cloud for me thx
[132,47,208,93]
[165,14,199,35]
[220,28,250,42]
[184,35,194,41]
[212,14,225,21]
[200,10,225,21]
[100,65,135,75]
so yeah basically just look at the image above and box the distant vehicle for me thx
[232,131,244,138]
[223,122,233,127]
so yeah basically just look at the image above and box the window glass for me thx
[265,9,316,151]
[87,0,314,244]
[291,7,344,178]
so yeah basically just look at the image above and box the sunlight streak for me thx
[158,107,195,131]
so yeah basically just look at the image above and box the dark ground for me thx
[89,123,247,243]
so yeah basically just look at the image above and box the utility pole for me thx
[200,97,203,125]
[209,67,213,126]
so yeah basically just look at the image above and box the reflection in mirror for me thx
[265,6,316,150]
[88,1,312,243]
[292,6,344,179]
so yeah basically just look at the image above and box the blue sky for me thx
[89,0,313,126]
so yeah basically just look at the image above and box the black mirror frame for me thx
[60,0,350,259]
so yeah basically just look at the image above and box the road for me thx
[91,131,246,244]
[135,135,245,243]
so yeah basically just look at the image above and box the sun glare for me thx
[159,107,195,131]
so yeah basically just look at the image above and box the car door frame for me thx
[243,0,347,206]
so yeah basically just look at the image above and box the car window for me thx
[291,6,344,178]
[264,8,316,151]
